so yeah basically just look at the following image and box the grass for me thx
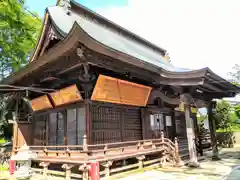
[0,138,7,145]
[0,164,8,172]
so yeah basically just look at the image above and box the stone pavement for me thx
[117,148,240,180]
[1,148,240,180]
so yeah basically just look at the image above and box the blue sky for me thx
[25,0,128,17]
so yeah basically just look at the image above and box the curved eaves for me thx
[205,69,240,92]
[30,12,50,62]
[160,68,208,79]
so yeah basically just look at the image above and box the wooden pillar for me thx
[140,108,146,140]
[171,109,176,140]
[208,101,221,161]
[184,104,199,167]
[85,100,91,144]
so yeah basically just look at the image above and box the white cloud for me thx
[97,0,240,78]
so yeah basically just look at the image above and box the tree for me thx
[0,0,41,79]
[0,0,41,139]
[213,100,233,130]
[229,64,240,86]
[235,104,240,120]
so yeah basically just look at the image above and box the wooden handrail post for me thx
[102,161,113,177]
[79,163,90,180]
[83,134,88,151]
[137,155,145,169]
[174,137,183,167]
[39,162,50,179]
[161,131,164,143]
[62,164,74,180]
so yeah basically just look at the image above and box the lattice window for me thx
[33,115,46,145]
[57,111,65,145]
[49,113,57,145]
[67,109,77,145]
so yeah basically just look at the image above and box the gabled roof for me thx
[46,1,189,72]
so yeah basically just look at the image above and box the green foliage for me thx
[213,100,233,130]
[197,114,208,123]
[0,138,7,144]
[229,64,240,86]
[235,104,240,119]
[0,0,42,78]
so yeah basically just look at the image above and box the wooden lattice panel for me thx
[92,105,121,144]
[91,75,152,106]
[50,84,82,106]
[31,95,53,111]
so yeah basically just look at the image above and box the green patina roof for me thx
[47,6,191,72]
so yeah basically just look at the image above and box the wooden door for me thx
[123,108,142,141]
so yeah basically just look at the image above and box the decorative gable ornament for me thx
[58,0,71,15]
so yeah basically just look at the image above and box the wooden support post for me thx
[62,164,74,180]
[208,101,221,161]
[39,162,50,179]
[137,155,145,169]
[171,109,177,140]
[83,134,88,151]
[79,163,90,180]
[174,137,183,167]
[102,161,113,177]
[160,149,166,167]
[184,104,199,167]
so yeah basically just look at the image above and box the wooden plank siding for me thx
[50,84,83,106]
[91,75,152,106]
[31,95,53,111]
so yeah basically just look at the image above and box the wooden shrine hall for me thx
[1,0,240,178]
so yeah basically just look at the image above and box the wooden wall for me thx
[32,105,86,146]
[91,103,142,144]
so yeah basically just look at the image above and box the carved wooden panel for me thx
[31,95,52,111]
[91,75,152,106]
[50,84,83,106]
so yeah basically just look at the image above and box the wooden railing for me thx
[14,132,183,179]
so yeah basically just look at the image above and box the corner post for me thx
[208,101,221,161]
[182,95,199,167]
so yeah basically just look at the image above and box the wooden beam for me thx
[148,90,180,105]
